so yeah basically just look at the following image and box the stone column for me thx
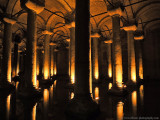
[91,33,100,82]
[0,17,16,89]
[107,4,127,95]
[66,22,75,84]
[12,35,21,78]
[134,35,144,80]
[123,24,137,85]
[42,30,53,80]
[49,42,56,77]
[18,0,44,97]
[12,42,18,78]
[66,0,98,117]
[104,40,113,78]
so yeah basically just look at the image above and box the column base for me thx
[0,81,15,91]
[17,86,42,99]
[66,95,99,119]
[108,85,128,96]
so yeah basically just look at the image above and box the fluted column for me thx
[0,17,16,89]
[123,24,137,85]
[18,0,44,97]
[66,0,98,117]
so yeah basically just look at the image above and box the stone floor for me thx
[0,78,160,120]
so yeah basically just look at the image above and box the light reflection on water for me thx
[1,80,155,120]
[132,91,137,116]
[117,101,124,120]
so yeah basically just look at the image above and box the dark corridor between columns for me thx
[0,79,160,120]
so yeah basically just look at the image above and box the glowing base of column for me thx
[66,95,99,119]
[108,84,128,96]
[17,86,42,98]
[0,81,14,91]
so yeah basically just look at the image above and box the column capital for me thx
[65,21,75,28]
[134,35,144,40]
[91,33,100,38]
[24,0,45,14]
[66,38,70,42]
[107,2,124,17]
[104,39,113,44]
[122,24,137,31]
[3,17,16,25]
[42,30,53,35]
[49,42,57,46]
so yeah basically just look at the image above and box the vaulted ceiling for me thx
[0,0,160,52]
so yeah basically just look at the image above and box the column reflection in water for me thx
[6,94,11,120]
[32,103,37,120]
[43,89,49,119]
[108,82,112,90]
[94,87,99,103]
[116,101,124,120]
[139,85,144,105]
[69,92,74,100]
[132,91,137,116]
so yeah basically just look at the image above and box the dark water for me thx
[0,80,160,120]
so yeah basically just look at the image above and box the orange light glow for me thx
[33,55,37,87]
[43,89,49,104]
[89,35,92,95]
[32,103,37,120]
[132,91,137,116]
[117,101,124,120]
[116,64,123,88]
[36,64,39,76]
[108,63,112,78]
[93,38,99,80]
[108,82,112,90]
[54,80,57,87]
[36,80,39,89]
[16,82,19,91]
[140,85,144,104]
[70,92,74,99]
[94,87,99,101]
[108,44,112,78]
[71,73,75,84]
[131,60,136,83]
[50,47,54,76]
[44,69,49,80]
[139,56,143,79]
[6,94,11,120]
[70,53,75,84]
[16,53,20,75]
[54,64,57,75]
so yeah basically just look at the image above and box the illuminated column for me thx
[37,45,43,78]
[12,35,21,78]
[0,17,16,89]
[134,35,144,80]
[66,22,75,84]
[107,3,127,95]
[91,33,100,81]
[50,42,56,76]
[18,0,44,96]
[66,0,98,116]
[42,30,53,80]
[123,24,137,85]
[104,40,113,78]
